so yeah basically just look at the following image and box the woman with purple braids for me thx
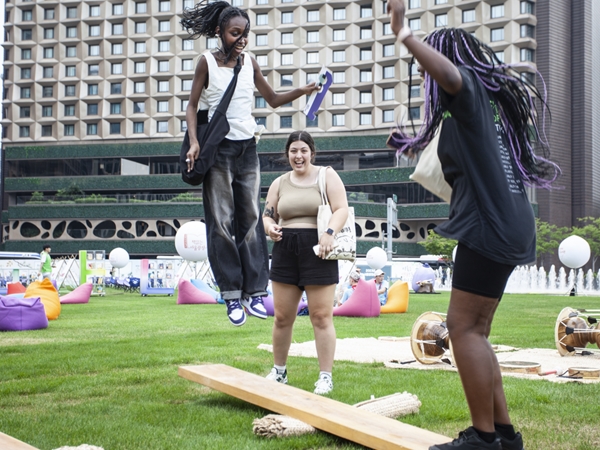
[387,1,559,449]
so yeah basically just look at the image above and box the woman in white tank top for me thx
[180,2,318,327]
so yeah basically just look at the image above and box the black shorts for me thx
[270,228,339,291]
[452,243,515,299]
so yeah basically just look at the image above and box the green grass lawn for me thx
[1,290,599,450]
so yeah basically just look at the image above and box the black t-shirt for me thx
[435,66,536,266]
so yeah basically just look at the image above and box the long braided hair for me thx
[388,28,560,188]
[180,1,250,63]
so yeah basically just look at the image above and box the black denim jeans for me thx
[203,138,269,300]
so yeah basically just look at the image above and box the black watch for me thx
[326,228,335,236]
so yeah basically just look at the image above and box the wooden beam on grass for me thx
[179,364,449,450]
[0,432,39,450]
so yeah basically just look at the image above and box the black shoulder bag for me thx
[180,56,242,186]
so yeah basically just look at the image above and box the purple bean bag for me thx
[261,295,308,317]
[177,279,218,304]
[411,263,437,293]
[60,282,93,304]
[0,296,49,331]
[333,278,380,317]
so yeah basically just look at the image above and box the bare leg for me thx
[446,288,510,433]
[305,284,337,372]
[271,281,303,366]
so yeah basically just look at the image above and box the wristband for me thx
[397,27,413,44]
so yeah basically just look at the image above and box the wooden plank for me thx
[0,432,39,450]
[179,364,449,450]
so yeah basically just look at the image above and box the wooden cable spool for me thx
[566,367,600,379]
[499,361,541,374]
[410,311,452,364]
[555,307,600,356]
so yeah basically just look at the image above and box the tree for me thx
[535,218,568,268]
[419,229,457,260]
[571,216,600,271]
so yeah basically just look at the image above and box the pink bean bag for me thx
[333,278,380,317]
[0,296,49,331]
[262,295,307,317]
[7,282,26,295]
[177,279,218,304]
[60,283,93,304]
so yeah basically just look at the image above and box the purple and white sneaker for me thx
[240,296,267,319]
[225,299,246,326]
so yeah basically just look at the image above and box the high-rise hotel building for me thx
[1,0,598,257]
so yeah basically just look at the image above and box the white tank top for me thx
[200,51,256,141]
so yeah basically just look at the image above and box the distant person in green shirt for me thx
[39,245,52,280]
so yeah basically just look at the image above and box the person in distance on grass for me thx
[386,1,560,449]
[180,1,318,327]
[262,131,349,395]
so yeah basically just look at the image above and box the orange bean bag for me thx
[380,280,410,313]
[7,282,27,295]
[24,278,61,320]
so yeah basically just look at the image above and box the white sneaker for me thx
[313,373,333,395]
[266,367,288,384]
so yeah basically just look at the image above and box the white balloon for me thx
[109,247,130,269]
[366,247,387,270]
[175,221,208,262]
[558,235,590,269]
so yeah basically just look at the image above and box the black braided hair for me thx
[180,1,250,63]
[388,28,560,188]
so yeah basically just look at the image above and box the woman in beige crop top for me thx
[262,131,348,395]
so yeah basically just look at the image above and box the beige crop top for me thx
[277,172,322,226]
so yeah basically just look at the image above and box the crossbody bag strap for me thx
[318,166,330,206]
[213,55,242,116]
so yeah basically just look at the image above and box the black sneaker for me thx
[498,431,524,450]
[430,427,502,450]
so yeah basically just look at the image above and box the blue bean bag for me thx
[177,279,218,305]
[0,296,48,332]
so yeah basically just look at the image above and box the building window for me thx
[463,9,475,23]
[157,120,168,133]
[409,106,420,120]
[306,116,318,128]
[43,106,53,117]
[182,59,193,71]
[521,24,534,38]
[113,3,124,15]
[136,2,147,14]
[158,60,169,72]
[44,28,54,39]
[490,28,504,42]
[87,123,98,135]
[383,44,395,57]
[158,81,169,92]
[111,63,123,75]
[491,4,504,19]
[307,31,319,43]
[409,85,420,98]
[182,79,192,91]
[67,26,78,38]
[42,86,53,97]
[280,116,292,128]
[181,99,189,111]
[521,72,534,84]
[183,0,194,9]
[90,5,100,17]
[256,13,268,26]
[520,48,534,62]
[360,4,373,18]
[88,64,99,76]
[87,103,98,115]
[21,68,32,79]
[159,1,171,12]
[134,82,146,93]
[279,32,293,45]
[521,1,534,14]
[182,39,194,51]
[383,109,394,123]
[43,67,54,78]
[333,50,345,63]
[43,47,54,58]
[20,106,31,118]
[206,37,218,49]
[359,27,373,40]
[159,20,170,32]
[359,112,372,125]
[383,65,395,79]
[255,96,266,108]
[281,12,293,24]
[256,34,268,46]
[65,85,76,96]
[360,70,372,82]
[133,122,144,133]
[64,124,75,136]
[88,84,99,95]
[333,71,345,84]
[408,0,420,9]
[332,93,345,105]
[19,126,31,138]
[111,83,122,94]
[307,10,319,22]
[360,47,372,60]
[435,13,448,27]
[22,10,33,21]
[255,117,266,127]
[383,23,392,35]
[42,125,52,137]
[306,52,319,64]
[89,25,100,37]
[409,18,421,31]
[332,113,345,126]
[157,100,169,112]
[66,7,77,19]
[159,40,170,52]
[435,0,448,3]
[112,23,123,35]
[22,29,33,40]
[110,122,121,134]
[45,8,55,20]
[66,46,77,57]
[112,44,123,55]
[134,62,145,73]
[89,45,100,56]
[256,55,268,67]
[135,42,146,53]
[64,104,75,116]
[135,22,147,33]
[21,49,32,60]
[333,8,345,20]
[134,101,145,113]
[280,74,293,87]
[383,87,395,101]
[494,51,505,63]
[280,54,293,65]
